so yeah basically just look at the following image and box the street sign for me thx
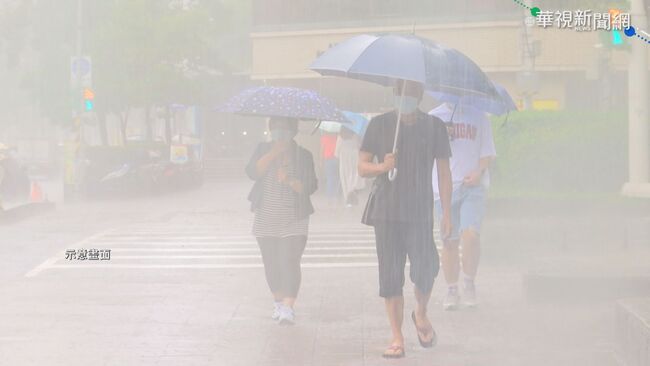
[70,56,92,88]
[170,145,190,164]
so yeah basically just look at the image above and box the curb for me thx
[524,272,650,303]
[615,298,650,366]
[0,202,56,225]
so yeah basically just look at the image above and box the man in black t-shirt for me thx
[359,81,452,358]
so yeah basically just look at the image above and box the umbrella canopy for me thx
[341,111,369,136]
[320,112,369,136]
[319,121,342,133]
[429,103,488,124]
[310,34,498,181]
[310,34,499,98]
[427,83,517,116]
[217,86,348,123]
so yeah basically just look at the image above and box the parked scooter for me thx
[96,149,164,195]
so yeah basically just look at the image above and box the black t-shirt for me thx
[360,110,451,223]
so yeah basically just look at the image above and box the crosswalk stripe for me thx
[98,230,375,234]
[48,263,380,269]
[87,240,376,246]
[94,235,375,241]
[24,229,117,278]
[92,238,375,242]
[98,246,375,252]
[25,224,399,276]
[111,254,375,259]
[113,227,373,232]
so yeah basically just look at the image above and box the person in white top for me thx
[431,103,497,310]
[335,127,366,207]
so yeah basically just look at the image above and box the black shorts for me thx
[374,221,439,298]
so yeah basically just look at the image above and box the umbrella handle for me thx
[450,103,458,123]
[388,167,398,180]
[310,121,322,135]
[500,112,511,129]
[388,82,406,182]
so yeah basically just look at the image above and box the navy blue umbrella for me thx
[217,86,348,123]
[428,83,517,116]
[310,34,499,98]
[310,34,498,180]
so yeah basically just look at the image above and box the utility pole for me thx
[65,0,83,201]
[622,0,650,197]
[519,8,540,110]
[71,0,83,118]
[76,0,82,67]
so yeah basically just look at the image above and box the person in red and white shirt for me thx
[431,103,497,310]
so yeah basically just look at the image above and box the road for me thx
[0,180,645,365]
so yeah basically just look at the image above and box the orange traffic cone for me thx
[30,182,45,203]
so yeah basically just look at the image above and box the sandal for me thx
[412,311,436,348]
[382,344,405,359]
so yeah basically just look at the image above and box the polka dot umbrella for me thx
[217,86,349,123]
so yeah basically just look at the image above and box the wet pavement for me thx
[0,180,646,365]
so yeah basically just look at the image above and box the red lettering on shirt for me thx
[449,123,477,141]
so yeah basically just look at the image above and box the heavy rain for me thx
[0,0,649,365]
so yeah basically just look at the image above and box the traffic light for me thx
[599,29,629,50]
[603,9,630,50]
[612,30,624,45]
[83,88,95,111]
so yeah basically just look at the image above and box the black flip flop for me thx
[412,311,436,348]
[382,345,405,359]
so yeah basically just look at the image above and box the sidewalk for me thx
[0,173,60,224]
[0,181,630,366]
[0,260,620,366]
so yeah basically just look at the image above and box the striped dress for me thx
[252,160,309,238]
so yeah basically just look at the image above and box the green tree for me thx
[15,0,75,125]
[88,0,219,141]
[11,0,252,137]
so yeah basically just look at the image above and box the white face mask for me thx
[394,95,420,114]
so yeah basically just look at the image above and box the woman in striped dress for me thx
[245,117,318,325]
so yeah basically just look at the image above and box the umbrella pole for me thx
[311,120,322,135]
[500,112,510,129]
[450,102,458,123]
[388,80,406,181]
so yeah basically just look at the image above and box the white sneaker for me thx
[271,302,282,320]
[463,281,478,308]
[443,286,461,311]
[278,305,295,326]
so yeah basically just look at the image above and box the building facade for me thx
[249,0,649,113]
